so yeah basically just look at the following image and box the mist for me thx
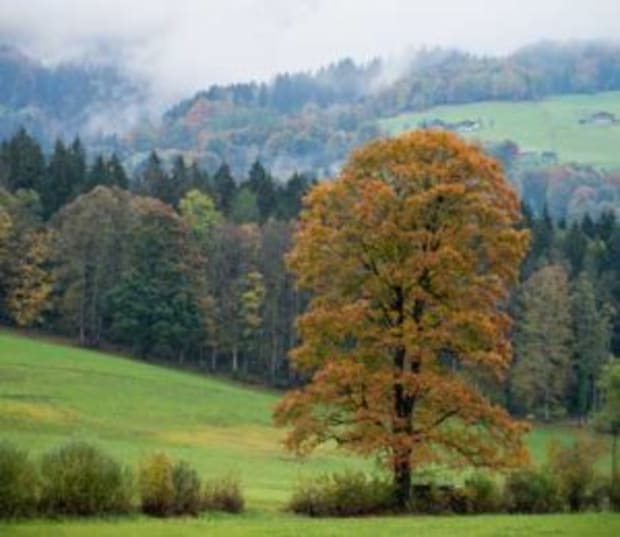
[1,0,619,107]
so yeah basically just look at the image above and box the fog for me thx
[1,0,618,104]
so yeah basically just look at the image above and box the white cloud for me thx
[0,0,618,105]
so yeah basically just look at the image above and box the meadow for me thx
[1,331,619,534]
[380,91,620,169]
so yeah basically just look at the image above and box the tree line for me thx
[509,205,620,420]
[0,127,618,403]
[0,128,313,386]
[149,41,620,176]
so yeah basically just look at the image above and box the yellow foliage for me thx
[7,229,54,327]
[274,131,530,499]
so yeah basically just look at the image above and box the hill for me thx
[3,40,620,180]
[1,332,619,535]
[0,332,606,507]
[380,91,620,169]
[0,44,141,145]
[0,332,365,509]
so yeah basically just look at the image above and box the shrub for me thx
[203,473,244,513]
[39,441,133,516]
[410,483,469,514]
[171,460,202,516]
[0,442,38,519]
[287,470,394,517]
[585,474,611,511]
[139,453,174,517]
[610,475,620,511]
[503,468,563,514]
[547,437,605,512]
[463,472,502,514]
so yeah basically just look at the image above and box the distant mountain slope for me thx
[381,91,620,169]
[0,44,141,146]
[126,41,620,177]
[2,40,620,177]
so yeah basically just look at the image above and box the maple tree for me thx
[274,130,530,507]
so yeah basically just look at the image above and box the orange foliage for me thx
[273,131,530,502]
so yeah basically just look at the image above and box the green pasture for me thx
[0,332,616,534]
[380,91,620,169]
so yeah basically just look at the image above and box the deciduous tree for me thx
[274,131,530,507]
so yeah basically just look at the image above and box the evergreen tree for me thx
[85,155,108,192]
[42,139,75,218]
[2,128,45,192]
[247,160,276,222]
[212,163,236,215]
[563,222,588,276]
[512,265,573,420]
[138,151,173,204]
[570,272,613,418]
[106,154,129,190]
[170,155,190,207]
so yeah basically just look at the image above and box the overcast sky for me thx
[1,0,619,103]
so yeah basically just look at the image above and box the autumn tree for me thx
[0,188,53,326]
[274,131,530,507]
[511,264,573,420]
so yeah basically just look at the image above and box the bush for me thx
[585,474,611,511]
[503,468,563,514]
[410,482,469,514]
[547,437,605,512]
[0,442,38,519]
[139,453,174,517]
[203,473,244,513]
[171,461,202,516]
[610,475,620,511]
[463,472,502,514]
[287,470,394,517]
[39,441,133,516]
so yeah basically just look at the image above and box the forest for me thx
[0,126,618,424]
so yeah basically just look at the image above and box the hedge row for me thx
[288,438,620,517]
[0,441,243,519]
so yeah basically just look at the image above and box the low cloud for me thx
[0,0,619,106]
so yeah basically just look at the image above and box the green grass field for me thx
[3,512,620,537]
[1,332,618,534]
[380,91,620,169]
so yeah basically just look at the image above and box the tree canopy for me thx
[274,130,530,507]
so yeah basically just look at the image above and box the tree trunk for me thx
[394,449,412,508]
[391,285,415,510]
[232,344,239,373]
[210,346,217,372]
[613,432,618,483]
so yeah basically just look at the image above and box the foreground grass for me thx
[3,512,620,536]
[380,91,620,169]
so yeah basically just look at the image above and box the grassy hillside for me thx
[2,332,618,534]
[380,91,620,169]
[0,332,368,509]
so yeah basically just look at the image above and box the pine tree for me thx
[212,163,236,215]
